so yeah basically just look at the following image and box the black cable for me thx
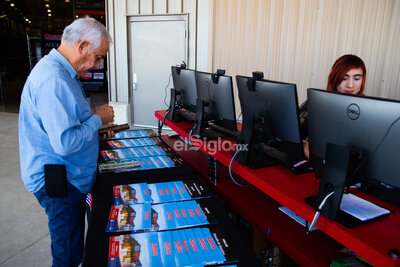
[187,121,199,146]
[229,147,248,187]
[236,110,242,123]
[163,73,173,107]
[348,116,400,182]
[206,77,212,100]
[159,107,171,130]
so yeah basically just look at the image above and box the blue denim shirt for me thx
[19,49,102,194]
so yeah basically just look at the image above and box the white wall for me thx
[106,0,210,124]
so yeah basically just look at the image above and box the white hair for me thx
[61,17,112,52]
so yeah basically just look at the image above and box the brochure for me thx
[98,159,141,173]
[98,155,182,173]
[171,229,192,266]
[108,227,233,267]
[157,230,175,266]
[100,145,173,162]
[183,179,210,199]
[113,180,210,205]
[113,183,153,205]
[150,202,177,231]
[108,200,210,233]
[111,129,157,140]
[193,227,226,264]
[108,232,162,267]
[107,137,161,149]
[106,204,152,232]
[148,182,176,204]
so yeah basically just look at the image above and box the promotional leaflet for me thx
[100,145,174,162]
[111,129,157,139]
[113,183,152,205]
[98,155,183,173]
[107,227,230,267]
[107,200,210,233]
[107,137,161,149]
[113,180,212,205]
[106,204,152,232]
[108,232,162,267]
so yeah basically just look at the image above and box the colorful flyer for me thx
[112,129,156,139]
[108,232,162,267]
[106,204,152,232]
[113,183,152,205]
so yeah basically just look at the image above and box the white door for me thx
[128,15,188,128]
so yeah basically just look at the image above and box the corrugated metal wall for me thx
[107,0,400,109]
[211,0,400,107]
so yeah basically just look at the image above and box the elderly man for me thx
[19,18,114,266]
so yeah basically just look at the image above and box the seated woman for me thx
[301,54,367,158]
[326,54,366,95]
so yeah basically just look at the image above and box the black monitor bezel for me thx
[171,66,197,113]
[307,88,400,206]
[195,70,237,132]
[236,75,304,168]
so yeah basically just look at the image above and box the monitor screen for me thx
[236,75,304,168]
[308,89,400,206]
[195,71,237,131]
[171,66,197,113]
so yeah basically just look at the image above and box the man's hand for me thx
[99,123,117,140]
[95,104,114,124]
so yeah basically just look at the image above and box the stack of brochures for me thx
[108,227,227,266]
[106,180,215,233]
[111,129,157,139]
[100,145,174,161]
[107,137,161,149]
[98,130,184,173]
[106,179,237,266]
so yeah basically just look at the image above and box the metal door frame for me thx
[127,14,189,127]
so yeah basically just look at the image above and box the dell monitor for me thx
[235,73,307,172]
[192,70,238,139]
[168,66,198,122]
[308,88,400,207]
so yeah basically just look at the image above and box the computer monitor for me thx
[308,88,400,207]
[236,73,304,169]
[193,70,238,139]
[168,66,197,122]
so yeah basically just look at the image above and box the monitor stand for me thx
[192,98,206,137]
[313,143,351,220]
[305,143,386,228]
[305,143,370,228]
[167,88,185,122]
[236,100,278,168]
[192,99,224,140]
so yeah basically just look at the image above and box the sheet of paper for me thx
[340,193,390,221]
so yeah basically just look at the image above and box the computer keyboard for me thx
[260,143,313,174]
[260,143,296,166]
[208,122,240,139]
[177,109,196,122]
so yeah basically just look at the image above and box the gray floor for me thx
[0,112,52,266]
[0,112,175,266]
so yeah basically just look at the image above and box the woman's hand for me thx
[303,139,310,159]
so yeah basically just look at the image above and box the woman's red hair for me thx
[326,54,366,95]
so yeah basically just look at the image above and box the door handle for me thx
[133,73,138,91]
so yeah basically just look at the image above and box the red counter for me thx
[156,109,400,267]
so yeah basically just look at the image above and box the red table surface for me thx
[156,109,400,267]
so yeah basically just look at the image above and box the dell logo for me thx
[347,103,360,120]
